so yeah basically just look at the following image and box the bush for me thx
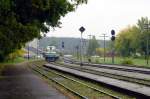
[132,53,141,58]
[7,49,25,61]
[121,58,134,65]
[95,59,100,64]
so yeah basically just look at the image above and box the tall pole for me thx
[79,26,85,66]
[88,35,92,58]
[37,39,39,59]
[144,23,149,65]
[147,37,149,65]
[104,34,106,62]
[28,44,29,60]
[100,34,108,63]
[88,35,92,39]
[80,33,83,65]
[111,29,116,64]
[88,35,94,54]
[146,25,149,65]
[82,38,87,61]
[112,42,115,64]
[76,46,79,59]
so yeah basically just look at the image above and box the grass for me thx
[0,57,43,65]
[0,57,42,75]
[3,57,27,64]
[83,56,150,67]
[0,57,26,74]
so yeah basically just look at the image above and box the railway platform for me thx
[84,65,150,80]
[64,62,150,81]
[0,63,68,99]
[64,58,150,74]
[89,63,150,73]
[44,63,150,98]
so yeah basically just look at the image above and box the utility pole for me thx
[61,41,65,57]
[88,35,92,40]
[144,23,150,65]
[37,39,39,59]
[28,44,30,60]
[75,46,79,59]
[88,35,92,57]
[100,34,108,63]
[88,35,94,54]
[80,32,83,65]
[82,39,87,61]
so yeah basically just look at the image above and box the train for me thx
[43,52,59,62]
[42,46,60,62]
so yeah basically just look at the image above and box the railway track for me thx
[53,62,150,87]
[63,58,150,75]
[44,63,150,98]
[29,64,121,99]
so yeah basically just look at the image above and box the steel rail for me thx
[53,62,150,87]
[30,64,120,99]
[63,58,150,74]
[41,66,120,99]
[30,66,88,99]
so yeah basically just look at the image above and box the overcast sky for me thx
[47,0,150,40]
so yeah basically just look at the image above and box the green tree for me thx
[137,17,150,56]
[0,0,87,61]
[87,36,99,56]
[115,17,150,57]
[115,26,140,56]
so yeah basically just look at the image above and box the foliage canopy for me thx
[115,17,150,57]
[0,0,87,61]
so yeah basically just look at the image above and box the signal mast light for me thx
[111,30,115,41]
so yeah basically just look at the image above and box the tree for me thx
[115,17,150,57]
[137,17,150,56]
[0,0,87,61]
[115,26,140,57]
[87,36,99,56]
